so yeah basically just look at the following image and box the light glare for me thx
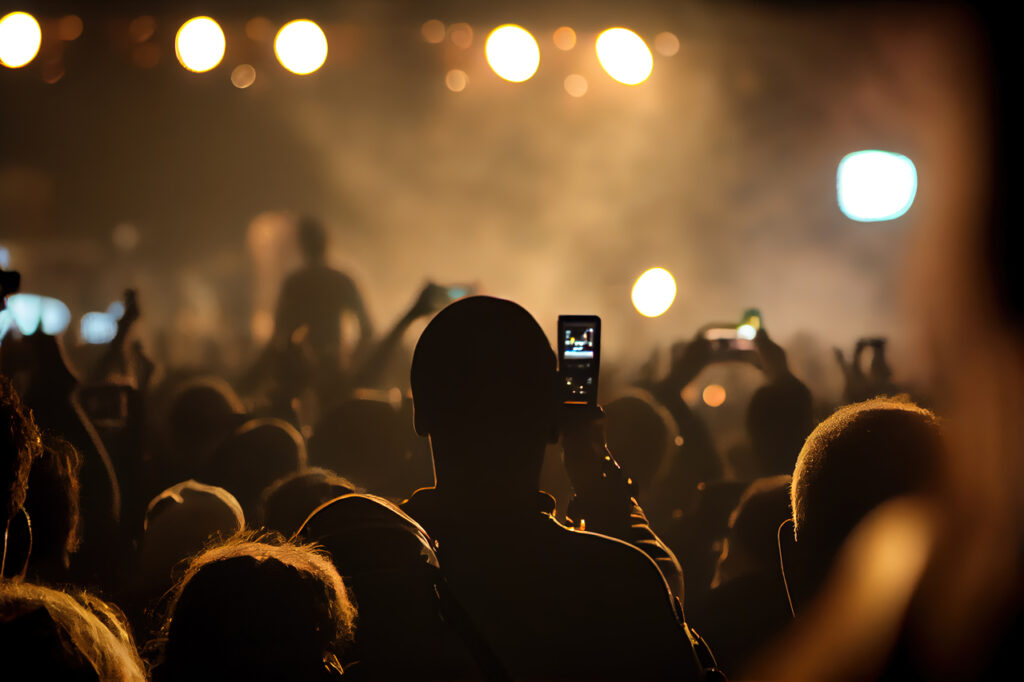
[837,150,918,222]
[0,12,42,68]
[596,28,653,85]
[702,384,727,408]
[485,25,540,83]
[175,16,225,73]
[275,20,328,75]
[631,267,677,317]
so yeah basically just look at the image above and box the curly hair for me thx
[1,375,42,525]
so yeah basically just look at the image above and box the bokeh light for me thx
[654,31,680,57]
[702,384,727,407]
[737,323,757,340]
[837,150,918,222]
[246,17,274,42]
[631,267,677,317]
[564,74,588,98]
[57,15,83,42]
[449,22,473,49]
[596,28,653,85]
[485,25,540,83]
[553,26,576,51]
[4,294,71,336]
[112,222,140,252]
[421,19,445,44]
[0,12,42,69]
[275,20,328,75]
[445,69,468,92]
[231,64,256,89]
[175,16,225,73]
[128,15,155,43]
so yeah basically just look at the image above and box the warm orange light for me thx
[702,384,727,407]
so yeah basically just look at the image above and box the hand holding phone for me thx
[700,308,762,365]
[558,315,601,406]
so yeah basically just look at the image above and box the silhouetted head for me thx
[604,388,678,491]
[140,480,245,594]
[746,376,814,477]
[714,475,791,587]
[309,397,422,499]
[1,375,41,530]
[155,533,355,682]
[297,216,328,264]
[411,296,558,492]
[25,437,81,578]
[261,468,360,536]
[165,377,246,474]
[0,582,146,681]
[205,418,307,519]
[789,397,942,587]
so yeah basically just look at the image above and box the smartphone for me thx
[702,308,762,356]
[558,315,600,406]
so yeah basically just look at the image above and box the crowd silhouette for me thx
[2,8,1023,680]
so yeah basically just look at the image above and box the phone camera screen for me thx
[560,319,599,404]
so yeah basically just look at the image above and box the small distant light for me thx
[631,267,677,317]
[674,435,684,447]
[737,323,757,340]
[274,19,328,75]
[175,16,225,73]
[231,63,256,89]
[553,26,576,51]
[702,384,727,407]
[245,17,274,43]
[445,69,468,92]
[449,22,473,49]
[128,15,155,43]
[485,24,540,83]
[421,19,446,44]
[837,150,918,222]
[80,311,118,344]
[596,28,653,85]
[0,245,10,269]
[57,15,83,42]
[112,222,140,252]
[132,43,161,69]
[564,74,588,98]
[0,12,42,69]
[654,31,680,57]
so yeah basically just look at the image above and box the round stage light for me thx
[596,28,653,85]
[0,12,42,69]
[702,384,726,407]
[837,150,917,222]
[485,24,540,83]
[631,267,676,317]
[275,19,328,75]
[175,16,225,73]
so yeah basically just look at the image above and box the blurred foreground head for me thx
[0,581,145,681]
[411,296,558,491]
[154,533,355,682]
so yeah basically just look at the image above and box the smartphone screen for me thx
[558,315,600,405]
[703,326,756,352]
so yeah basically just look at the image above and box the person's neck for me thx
[430,436,544,509]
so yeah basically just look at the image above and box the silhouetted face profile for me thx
[410,296,558,488]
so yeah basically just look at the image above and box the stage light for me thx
[275,19,327,75]
[837,150,917,222]
[654,32,680,57]
[2,294,71,337]
[631,267,676,317]
[175,16,225,73]
[485,25,540,83]
[702,384,726,407]
[80,312,117,345]
[564,74,587,98]
[553,26,576,51]
[596,28,653,85]
[445,69,468,92]
[0,12,42,68]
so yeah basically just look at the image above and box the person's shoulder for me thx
[542,517,674,584]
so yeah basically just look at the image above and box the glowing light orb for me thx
[702,384,726,407]
[837,150,917,222]
[0,12,42,68]
[596,28,653,85]
[737,323,757,340]
[564,74,587,98]
[231,63,256,88]
[445,69,468,92]
[421,19,445,44]
[2,294,71,337]
[485,25,540,83]
[175,16,225,73]
[654,32,680,57]
[275,19,328,75]
[553,26,576,51]
[631,267,677,317]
